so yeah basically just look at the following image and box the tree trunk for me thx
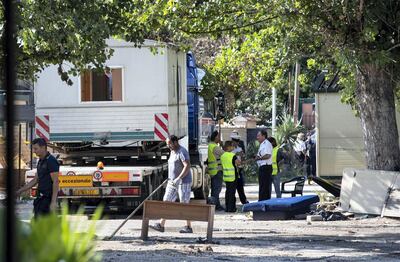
[355,64,400,171]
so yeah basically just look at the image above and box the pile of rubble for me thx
[306,200,384,223]
[307,201,350,222]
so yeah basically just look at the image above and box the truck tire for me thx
[151,170,165,201]
[194,173,210,199]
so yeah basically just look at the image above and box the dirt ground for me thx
[95,213,400,262]
[4,184,400,261]
[93,183,400,261]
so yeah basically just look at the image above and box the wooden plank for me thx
[144,200,211,221]
[112,68,122,101]
[142,200,215,242]
[190,199,207,205]
[80,70,91,102]
[207,205,215,241]
[141,204,150,240]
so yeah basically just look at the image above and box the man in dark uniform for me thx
[16,138,60,218]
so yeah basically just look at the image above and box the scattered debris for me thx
[307,215,323,222]
[354,214,373,220]
[308,201,349,221]
[184,244,214,255]
[196,237,220,245]
[205,245,213,252]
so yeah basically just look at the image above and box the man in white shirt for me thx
[255,130,273,201]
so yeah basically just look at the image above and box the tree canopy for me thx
[2,0,400,170]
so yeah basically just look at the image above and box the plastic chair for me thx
[281,176,306,197]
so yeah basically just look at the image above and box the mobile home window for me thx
[81,68,122,102]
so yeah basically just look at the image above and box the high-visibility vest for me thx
[272,147,279,175]
[208,142,221,176]
[221,152,236,182]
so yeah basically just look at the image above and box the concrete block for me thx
[307,215,323,222]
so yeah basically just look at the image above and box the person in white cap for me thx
[230,130,249,204]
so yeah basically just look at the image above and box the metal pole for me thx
[18,123,21,189]
[288,70,292,115]
[30,123,33,169]
[105,179,168,240]
[293,62,300,125]
[4,0,17,261]
[272,87,277,136]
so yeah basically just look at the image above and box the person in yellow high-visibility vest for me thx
[221,141,241,212]
[207,130,225,211]
[268,137,283,198]
[230,130,248,204]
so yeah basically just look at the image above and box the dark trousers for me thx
[225,180,237,212]
[236,169,248,204]
[210,171,223,208]
[33,192,52,218]
[306,155,317,177]
[258,165,273,201]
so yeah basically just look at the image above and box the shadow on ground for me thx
[99,230,400,262]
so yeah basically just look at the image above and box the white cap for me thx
[230,130,241,139]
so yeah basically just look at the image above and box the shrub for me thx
[1,204,102,262]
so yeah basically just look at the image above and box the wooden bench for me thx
[141,200,215,242]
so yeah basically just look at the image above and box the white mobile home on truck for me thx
[26,39,212,210]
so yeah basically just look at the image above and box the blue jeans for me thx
[211,171,223,208]
[272,173,281,198]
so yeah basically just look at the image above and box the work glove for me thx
[172,177,182,187]
[168,180,176,188]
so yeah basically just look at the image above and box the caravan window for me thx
[81,68,122,102]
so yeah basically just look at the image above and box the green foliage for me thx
[19,204,103,262]
[167,0,400,111]
[0,208,3,262]
[275,114,305,146]
[243,140,259,180]
[0,0,182,84]
[275,114,306,178]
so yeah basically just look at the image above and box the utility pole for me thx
[272,87,276,136]
[4,0,17,261]
[288,70,292,116]
[293,62,300,125]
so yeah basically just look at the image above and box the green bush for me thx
[0,208,3,262]
[243,114,307,183]
[275,114,307,180]
[0,204,102,262]
[243,140,259,183]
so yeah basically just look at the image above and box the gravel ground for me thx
[95,214,400,262]
[93,183,400,261]
[4,183,400,261]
